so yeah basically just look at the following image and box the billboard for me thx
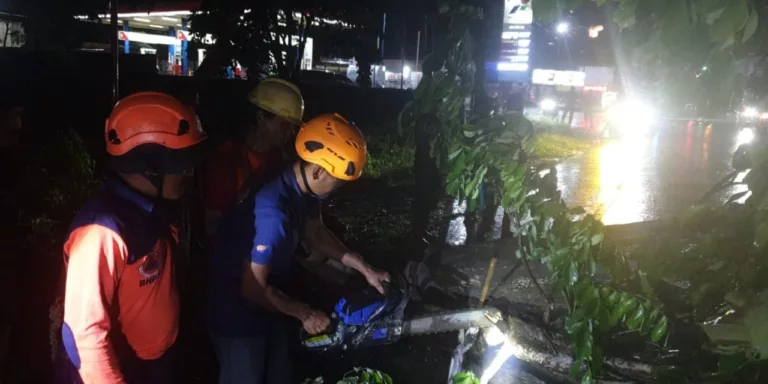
[499,0,532,72]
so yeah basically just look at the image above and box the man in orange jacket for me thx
[55,92,207,383]
[202,78,304,237]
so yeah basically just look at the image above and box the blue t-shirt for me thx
[207,166,320,336]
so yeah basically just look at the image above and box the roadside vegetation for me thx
[530,117,594,165]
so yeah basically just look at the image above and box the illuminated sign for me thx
[498,63,529,71]
[501,31,532,40]
[532,69,586,87]
[118,30,178,45]
[177,30,190,41]
[499,0,532,72]
[504,0,533,25]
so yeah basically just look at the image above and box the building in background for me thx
[0,11,24,48]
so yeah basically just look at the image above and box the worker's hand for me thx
[364,268,392,295]
[302,310,331,335]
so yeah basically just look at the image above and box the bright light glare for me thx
[742,107,758,118]
[760,112,768,119]
[497,62,528,71]
[556,22,569,34]
[540,98,557,111]
[403,65,411,78]
[738,128,755,145]
[606,99,656,136]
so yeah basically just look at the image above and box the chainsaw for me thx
[301,276,503,352]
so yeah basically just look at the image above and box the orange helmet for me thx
[105,92,207,174]
[295,114,367,181]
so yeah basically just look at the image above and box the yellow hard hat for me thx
[247,78,304,125]
[295,114,367,181]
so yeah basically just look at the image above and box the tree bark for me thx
[429,239,655,382]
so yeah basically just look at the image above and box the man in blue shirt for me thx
[208,113,390,383]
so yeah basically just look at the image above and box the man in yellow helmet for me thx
[201,78,304,237]
[207,114,390,384]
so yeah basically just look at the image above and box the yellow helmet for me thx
[295,114,367,181]
[247,78,304,125]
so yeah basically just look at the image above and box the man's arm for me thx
[303,214,388,290]
[62,225,126,384]
[239,209,312,321]
[240,259,311,321]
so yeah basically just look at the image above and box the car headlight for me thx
[540,98,556,111]
[742,107,758,118]
[738,127,755,144]
[606,99,656,134]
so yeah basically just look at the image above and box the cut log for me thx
[424,240,654,383]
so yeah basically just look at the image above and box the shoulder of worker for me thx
[65,180,171,264]
[67,189,131,240]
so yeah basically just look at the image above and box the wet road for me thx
[557,122,744,225]
[443,121,746,245]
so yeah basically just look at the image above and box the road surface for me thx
[442,121,748,245]
[557,122,745,225]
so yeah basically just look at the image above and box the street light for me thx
[556,22,569,34]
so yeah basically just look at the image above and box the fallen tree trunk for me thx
[424,239,655,383]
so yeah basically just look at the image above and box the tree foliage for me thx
[403,0,768,382]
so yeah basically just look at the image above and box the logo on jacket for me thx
[139,241,167,286]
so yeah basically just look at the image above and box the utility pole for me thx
[380,13,387,58]
[110,0,119,103]
[400,24,405,89]
[416,30,421,73]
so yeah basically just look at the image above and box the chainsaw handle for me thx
[299,316,338,342]
[381,280,392,296]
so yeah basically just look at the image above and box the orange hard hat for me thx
[105,92,208,173]
[295,113,367,181]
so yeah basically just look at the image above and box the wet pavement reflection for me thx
[558,122,742,225]
[445,122,745,245]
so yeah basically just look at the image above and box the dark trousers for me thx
[210,324,292,384]
[54,343,176,384]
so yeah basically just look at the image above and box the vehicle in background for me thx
[601,98,658,139]
[301,70,358,86]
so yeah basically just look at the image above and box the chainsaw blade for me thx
[402,307,503,336]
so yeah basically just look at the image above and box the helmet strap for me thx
[299,163,318,197]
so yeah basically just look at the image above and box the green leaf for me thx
[591,346,604,376]
[570,359,582,379]
[539,200,565,218]
[755,222,768,249]
[742,9,759,43]
[709,0,749,43]
[590,233,604,246]
[650,317,668,342]
[452,371,479,384]
[625,304,646,330]
[612,0,638,29]
[718,352,747,374]
[569,261,579,286]
[743,297,768,356]
[577,330,594,361]
[581,367,594,384]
